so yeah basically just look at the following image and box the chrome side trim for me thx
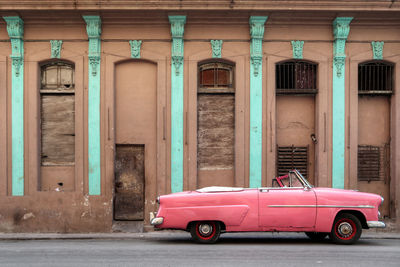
[150,217,164,226]
[268,205,375,209]
[367,221,386,228]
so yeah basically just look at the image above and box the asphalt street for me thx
[0,232,399,267]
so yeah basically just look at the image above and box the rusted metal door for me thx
[114,145,144,220]
[358,96,390,217]
[114,60,157,221]
[276,95,315,184]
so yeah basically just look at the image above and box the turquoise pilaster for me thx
[83,16,102,195]
[249,16,267,188]
[4,16,24,196]
[169,15,186,193]
[332,17,352,189]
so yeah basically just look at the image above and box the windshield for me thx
[272,170,312,188]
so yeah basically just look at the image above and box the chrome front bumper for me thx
[150,217,164,226]
[367,221,386,228]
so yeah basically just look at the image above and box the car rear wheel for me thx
[190,221,221,244]
[305,232,328,241]
[329,213,362,245]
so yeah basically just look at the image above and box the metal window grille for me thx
[277,145,308,178]
[358,61,393,95]
[358,145,380,181]
[276,60,317,95]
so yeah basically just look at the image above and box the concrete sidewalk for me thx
[0,230,399,241]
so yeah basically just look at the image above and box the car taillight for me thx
[156,196,160,204]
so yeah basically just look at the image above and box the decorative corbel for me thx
[129,40,142,59]
[210,40,223,58]
[50,40,63,59]
[371,41,384,60]
[291,40,304,59]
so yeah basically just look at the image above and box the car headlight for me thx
[380,196,384,206]
[156,196,160,204]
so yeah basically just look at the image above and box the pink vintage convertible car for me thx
[150,170,385,244]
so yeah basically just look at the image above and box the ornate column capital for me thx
[83,15,101,77]
[371,41,384,60]
[3,16,24,39]
[249,16,268,40]
[249,16,267,77]
[169,15,186,75]
[83,16,102,39]
[291,40,304,59]
[4,16,24,77]
[333,17,353,77]
[211,40,223,58]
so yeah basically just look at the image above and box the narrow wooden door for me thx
[114,145,144,220]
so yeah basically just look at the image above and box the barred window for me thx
[276,60,318,94]
[358,61,393,95]
[40,61,75,165]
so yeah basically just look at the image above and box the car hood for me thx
[313,187,382,207]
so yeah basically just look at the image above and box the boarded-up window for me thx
[40,62,75,165]
[198,61,235,170]
[358,61,393,95]
[276,60,317,95]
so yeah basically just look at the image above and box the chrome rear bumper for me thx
[367,221,386,228]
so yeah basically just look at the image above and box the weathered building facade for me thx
[0,0,399,232]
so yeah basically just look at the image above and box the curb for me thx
[0,231,399,241]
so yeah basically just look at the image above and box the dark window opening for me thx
[276,60,318,95]
[358,61,393,95]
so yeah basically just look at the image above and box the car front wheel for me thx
[329,213,362,245]
[190,221,221,244]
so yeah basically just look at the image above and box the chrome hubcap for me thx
[338,222,353,236]
[198,224,212,236]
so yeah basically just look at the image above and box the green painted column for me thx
[4,16,24,196]
[169,16,186,193]
[83,16,102,195]
[249,16,267,188]
[332,17,352,189]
